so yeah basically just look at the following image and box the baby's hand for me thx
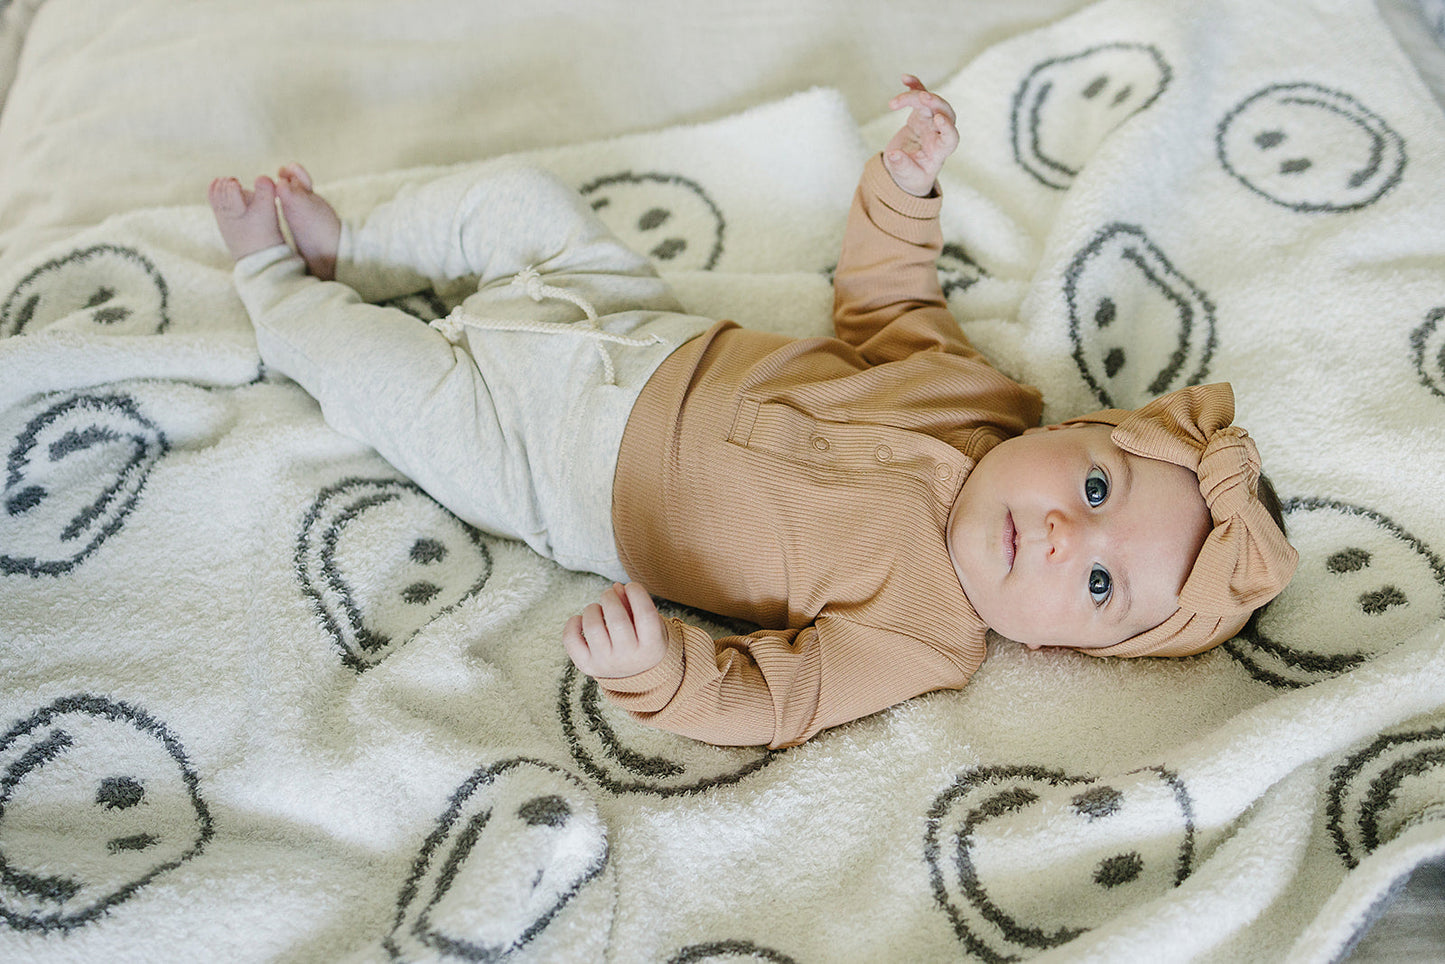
[563,582,667,679]
[882,74,960,197]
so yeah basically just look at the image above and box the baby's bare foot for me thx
[208,176,285,261]
[276,163,340,281]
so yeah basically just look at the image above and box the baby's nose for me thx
[1044,509,1081,558]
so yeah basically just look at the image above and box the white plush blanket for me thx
[2,0,1444,961]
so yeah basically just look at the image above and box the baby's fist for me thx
[563,581,667,679]
[883,74,960,197]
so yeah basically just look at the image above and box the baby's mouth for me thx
[1003,510,1016,572]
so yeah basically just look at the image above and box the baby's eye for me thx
[1089,564,1112,605]
[1084,467,1109,507]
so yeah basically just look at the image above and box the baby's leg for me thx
[231,249,549,548]
[276,163,340,281]
[208,177,285,261]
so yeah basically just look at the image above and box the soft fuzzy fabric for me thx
[1,0,1444,961]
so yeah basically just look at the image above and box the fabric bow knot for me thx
[1197,425,1259,520]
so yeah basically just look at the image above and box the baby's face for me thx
[946,424,1211,650]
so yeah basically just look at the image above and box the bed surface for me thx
[1,1,1444,961]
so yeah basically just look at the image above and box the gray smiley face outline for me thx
[1064,222,1217,409]
[557,600,777,796]
[1327,724,1445,870]
[2,392,170,577]
[579,170,726,271]
[1010,42,1174,190]
[1227,497,1445,688]
[0,244,172,338]
[1215,82,1406,213]
[0,694,213,934]
[385,757,609,962]
[925,763,1195,961]
[294,476,494,673]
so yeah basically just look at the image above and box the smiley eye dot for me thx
[1359,586,1407,615]
[518,795,571,827]
[96,776,145,810]
[1104,347,1126,377]
[1082,75,1108,99]
[1279,157,1312,175]
[1093,297,1117,328]
[650,238,687,261]
[84,286,117,308]
[1254,129,1286,150]
[1094,851,1144,887]
[1072,785,1124,819]
[401,581,442,605]
[1326,548,1371,573]
[638,207,671,231]
[410,538,447,564]
[1110,85,1134,107]
[108,833,160,854]
[92,306,132,325]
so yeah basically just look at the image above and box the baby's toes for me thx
[208,177,247,216]
[278,162,314,191]
[250,175,277,208]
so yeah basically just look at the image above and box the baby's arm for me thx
[590,612,978,748]
[829,76,975,364]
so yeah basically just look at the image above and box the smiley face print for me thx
[0,695,211,933]
[1065,223,1216,408]
[558,602,776,796]
[1011,43,1172,190]
[2,392,169,577]
[296,478,494,671]
[1216,83,1406,212]
[1226,498,1445,688]
[0,245,171,338]
[386,758,609,962]
[1328,724,1445,870]
[925,764,1194,960]
[580,171,725,271]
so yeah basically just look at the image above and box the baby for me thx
[209,77,1296,749]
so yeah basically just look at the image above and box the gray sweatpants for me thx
[233,163,712,578]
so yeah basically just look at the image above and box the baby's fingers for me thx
[562,614,595,670]
[889,85,955,125]
[932,110,960,153]
[598,586,638,648]
[580,603,612,656]
[622,582,664,646]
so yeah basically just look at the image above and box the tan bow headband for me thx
[1061,383,1298,658]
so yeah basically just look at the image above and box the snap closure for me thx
[875,444,893,463]
[811,436,830,452]
[934,463,952,481]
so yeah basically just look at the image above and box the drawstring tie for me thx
[429,266,664,384]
